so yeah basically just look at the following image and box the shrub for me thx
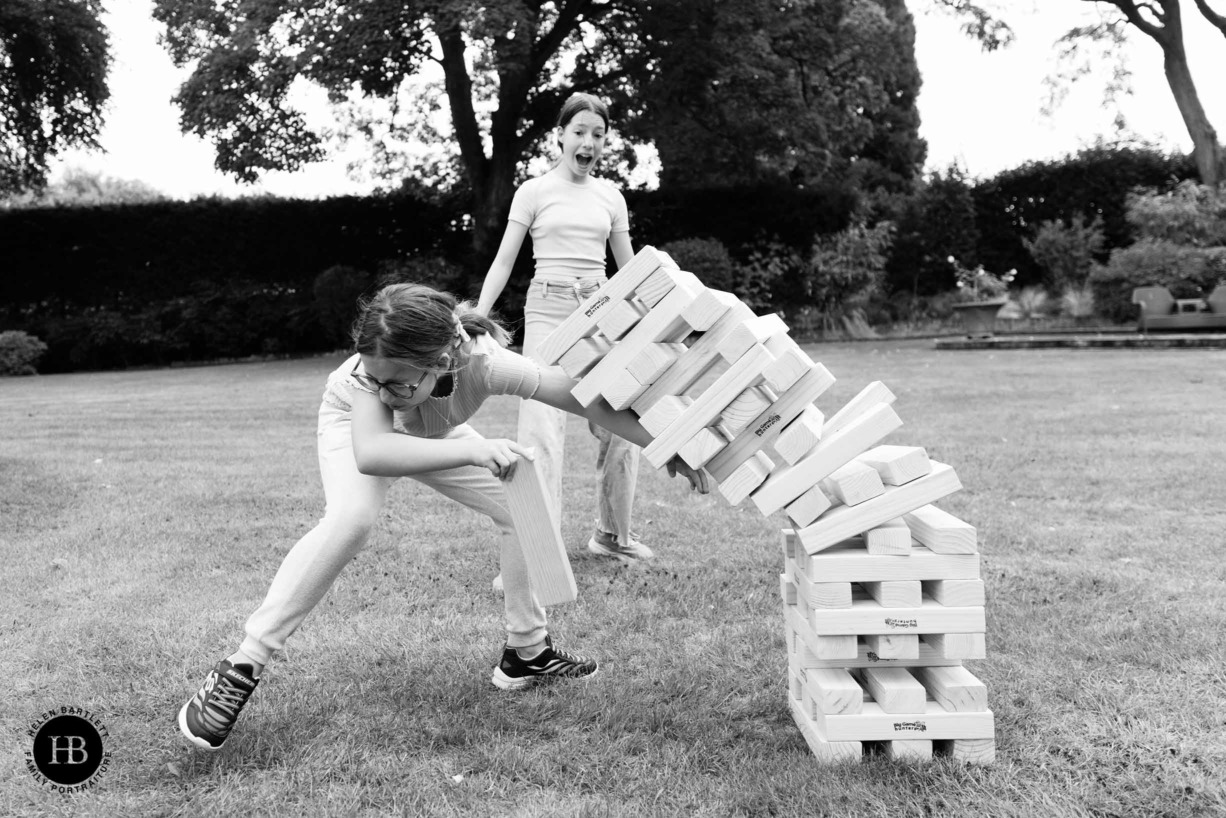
[1023,212,1106,290]
[658,238,738,291]
[1126,181,1226,247]
[1013,285,1051,319]
[314,265,373,347]
[0,330,48,375]
[1091,240,1226,321]
[1060,284,1096,320]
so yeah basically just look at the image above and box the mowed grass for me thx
[2,341,1224,817]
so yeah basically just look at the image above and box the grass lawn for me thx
[2,340,1224,817]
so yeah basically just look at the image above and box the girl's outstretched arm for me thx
[350,389,531,479]
[530,368,710,493]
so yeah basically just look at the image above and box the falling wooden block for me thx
[762,342,815,393]
[865,518,913,555]
[913,666,989,712]
[858,667,927,714]
[634,265,680,307]
[631,293,755,415]
[703,362,835,483]
[558,335,613,379]
[537,246,674,365]
[796,462,962,555]
[921,579,985,607]
[627,342,686,385]
[597,297,649,341]
[718,387,773,436]
[857,445,932,486]
[717,450,773,506]
[716,313,789,363]
[806,668,864,715]
[642,343,775,468]
[786,483,832,528]
[859,580,922,608]
[602,368,650,411]
[678,426,728,469]
[903,505,978,554]
[639,394,694,437]
[820,460,885,507]
[752,402,903,516]
[795,538,981,583]
[681,286,735,332]
[864,633,920,660]
[823,381,896,437]
[774,406,824,465]
[503,451,576,606]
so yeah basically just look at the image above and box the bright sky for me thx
[53,0,1226,199]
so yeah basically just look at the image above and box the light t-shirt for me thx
[321,332,541,439]
[508,171,629,281]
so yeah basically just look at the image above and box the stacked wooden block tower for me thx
[528,246,993,764]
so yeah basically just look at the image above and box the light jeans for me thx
[518,278,640,540]
[240,401,547,666]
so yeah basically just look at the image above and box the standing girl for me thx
[476,93,647,561]
[178,282,706,751]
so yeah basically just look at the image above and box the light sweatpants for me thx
[517,278,640,540]
[240,401,547,667]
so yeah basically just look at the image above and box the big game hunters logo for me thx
[25,707,112,793]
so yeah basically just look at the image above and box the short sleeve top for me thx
[321,332,541,438]
[508,171,629,281]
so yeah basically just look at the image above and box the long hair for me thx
[350,282,510,371]
[551,92,611,166]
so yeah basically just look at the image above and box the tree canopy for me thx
[0,0,110,196]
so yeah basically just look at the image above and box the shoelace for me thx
[206,677,249,719]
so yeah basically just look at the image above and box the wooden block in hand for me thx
[558,335,612,379]
[504,451,576,606]
[857,444,932,486]
[820,460,885,507]
[903,504,978,554]
[774,406,824,465]
[865,518,912,555]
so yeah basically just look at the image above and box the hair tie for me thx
[453,314,471,348]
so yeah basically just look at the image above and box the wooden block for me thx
[762,342,815,393]
[788,624,963,670]
[797,462,962,555]
[572,276,707,407]
[704,363,835,483]
[716,313,789,362]
[537,246,672,364]
[627,342,686,385]
[884,740,933,762]
[820,460,885,507]
[939,737,995,765]
[717,450,773,506]
[503,452,577,606]
[780,572,797,606]
[913,666,989,713]
[597,297,649,341]
[858,667,927,714]
[789,562,852,610]
[822,381,896,437]
[921,633,987,660]
[752,403,903,516]
[789,698,863,762]
[857,445,932,486]
[806,668,863,715]
[785,484,832,528]
[643,343,775,468]
[865,518,913,555]
[903,505,978,554]
[633,265,679,307]
[813,701,995,742]
[864,633,919,660]
[808,597,985,636]
[639,394,693,437]
[799,539,981,583]
[922,579,985,607]
[601,368,650,411]
[631,292,755,415]
[678,426,728,469]
[557,335,612,379]
[859,580,922,608]
[780,527,799,560]
[774,406,824,465]
[718,387,773,436]
[680,286,734,332]
[810,634,859,660]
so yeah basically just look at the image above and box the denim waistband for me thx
[530,278,606,299]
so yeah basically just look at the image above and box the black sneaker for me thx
[178,659,260,750]
[491,635,598,691]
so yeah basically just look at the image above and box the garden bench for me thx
[1132,284,1226,332]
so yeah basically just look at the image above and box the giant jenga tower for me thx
[532,247,994,764]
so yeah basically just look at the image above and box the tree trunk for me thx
[1163,42,1222,186]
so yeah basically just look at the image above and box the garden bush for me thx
[0,330,48,375]
[1023,213,1106,291]
[658,238,739,291]
[1091,240,1226,322]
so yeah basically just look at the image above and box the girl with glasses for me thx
[178,281,708,752]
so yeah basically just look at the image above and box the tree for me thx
[0,0,110,196]
[2,166,165,208]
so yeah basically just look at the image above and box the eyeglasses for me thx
[351,360,432,400]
